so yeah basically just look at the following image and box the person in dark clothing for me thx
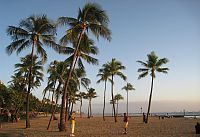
[143,113,146,123]
[123,113,128,134]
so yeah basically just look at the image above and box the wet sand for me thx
[0,115,199,137]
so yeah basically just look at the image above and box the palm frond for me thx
[81,54,99,65]
[16,40,31,55]
[138,71,148,79]
[6,39,27,55]
[116,72,127,81]
[137,60,148,67]
[57,17,78,27]
[36,42,47,63]
[156,58,169,67]
[156,67,169,73]
[137,68,149,73]
[89,23,111,41]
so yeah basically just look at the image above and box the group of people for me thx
[67,112,129,136]
[0,109,20,129]
[0,109,20,123]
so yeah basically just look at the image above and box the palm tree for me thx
[77,92,86,118]
[122,83,135,116]
[6,15,59,128]
[85,88,97,118]
[57,2,111,131]
[14,54,43,126]
[114,94,124,116]
[46,61,69,130]
[137,51,169,123]
[104,58,126,122]
[63,34,99,71]
[97,66,111,121]
[14,55,44,90]
[109,99,116,117]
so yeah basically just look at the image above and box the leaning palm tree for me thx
[122,83,135,116]
[6,15,59,128]
[104,58,126,122]
[46,61,69,130]
[63,34,99,71]
[97,66,111,121]
[57,2,111,131]
[137,51,169,123]
[114,94,124,116]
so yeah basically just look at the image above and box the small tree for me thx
[97,66,111,121]
[122,83,135,116]
[85,88,97,118]
[114,94,124,116]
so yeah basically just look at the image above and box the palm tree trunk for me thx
[90,99,92,117]
[26,42,35,128]
[117,100,118,116]
[46,91,51,117]
[70,102,74,115]
[50,89,55,113]
[42,92,46,104]
[47,82,61,130]
[59,28,86,131]
[111,106,113,117]
[127,91,128,116]
[145,74,154,123]
[50,82,56,113]
[111,74,117,122]
[80,99,82,118]
[66,99,71,121]
[87,100,90,118]
[47,96,58,130]
[72,56,79,73]
[103,81,107,121]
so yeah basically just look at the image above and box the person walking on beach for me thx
[143,112,146,123]
[123,113,128,134]
[70,112,76,137]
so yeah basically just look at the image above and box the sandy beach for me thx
[0,115,199,137]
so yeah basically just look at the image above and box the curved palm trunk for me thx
[26,42,35,128]
[47,96,58,130]
[72,56,79,72]
[103,81,107,121]
[111,74,117,122]
[145,74,154,123]
[127,91,128,116]
[47,82,61,130]
[59,28,86,131]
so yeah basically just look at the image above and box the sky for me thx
[0,0,200,113]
